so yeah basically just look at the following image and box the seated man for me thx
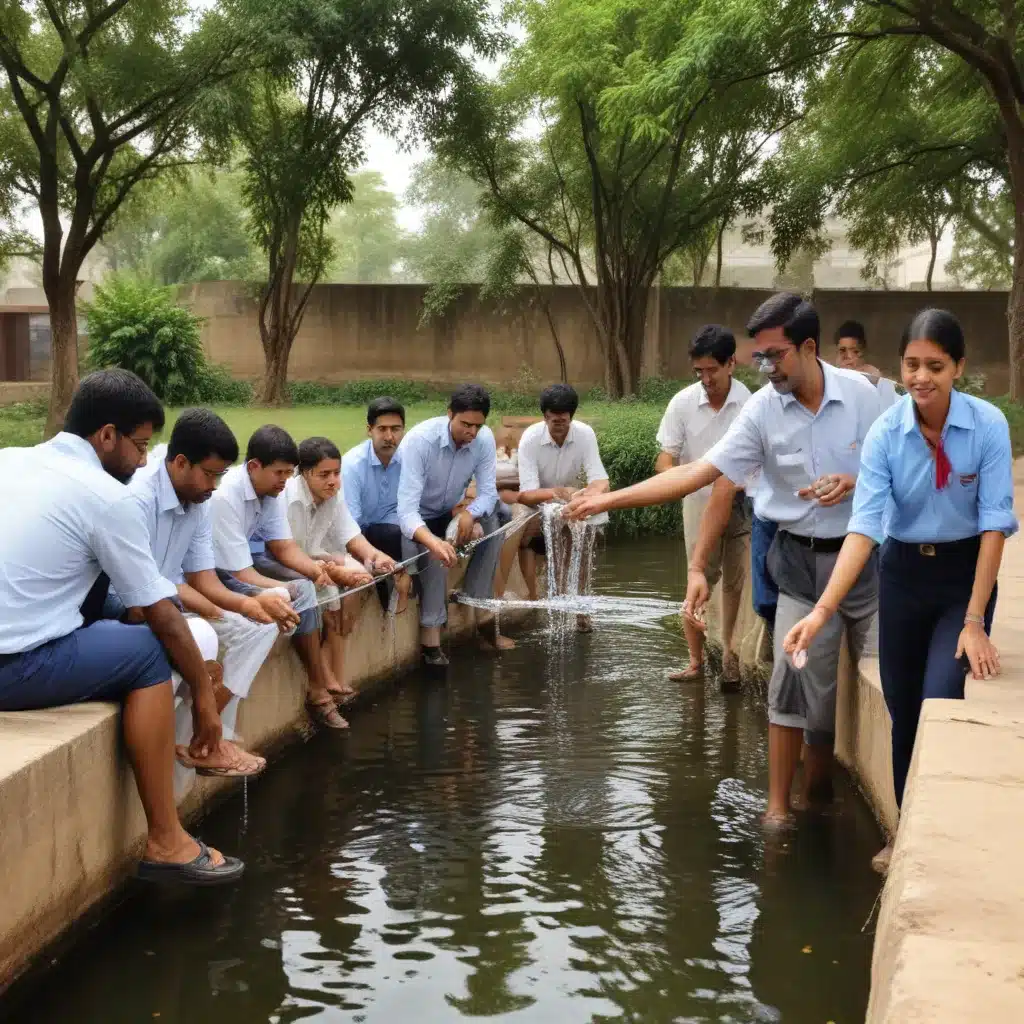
[516,384,610,630]
[342,397,413,614]
[0,369,243,884]
[397,384,509,666]
[210,426,347,730]
[286,436,403,688]
[122,409,298,773]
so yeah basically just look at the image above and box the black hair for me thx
[835,320,867,346]
[63,369,165,439]
[297,436,342,472]
[539,383,579,416]
[689,324,736,364]
[449,383,491,418]
[746,292,820,347]
[900,308,965,363]
[246,424,299,466]
[167,408,239,465]
[367,396,406,426]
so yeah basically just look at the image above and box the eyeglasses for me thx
[750,348,790,363]
[118,431,150,455]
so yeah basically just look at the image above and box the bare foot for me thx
[494,633,516,651]
[871,843,894,876]
[669,662,704,682]
[762,809,796,832]
[576,615,593,633]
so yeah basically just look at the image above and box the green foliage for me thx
[328,171,406,283]
[946,189,1013,290]
[84,277,209,405]
[196,363,254,405]
[954,372,988,398]
[487,365,545,414]
[0,399,47,448]
[285,378,432,406]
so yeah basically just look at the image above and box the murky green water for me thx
[4,538,882,1023]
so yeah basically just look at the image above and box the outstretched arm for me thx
[564,460,720,520]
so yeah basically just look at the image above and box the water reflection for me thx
[4,538,881,1024]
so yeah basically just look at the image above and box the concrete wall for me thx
[180,282,1014,395]
[0,382,48,406]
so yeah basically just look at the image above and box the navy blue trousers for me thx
[750,514,779,630]
[878,538,996,807]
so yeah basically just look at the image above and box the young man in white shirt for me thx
[516,384,610,629]
[655,325,752,686]
[210,426,347,730]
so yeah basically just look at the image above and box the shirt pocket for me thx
[827,438,864,480]
[775,450,812,492]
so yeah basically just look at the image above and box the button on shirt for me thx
[210,464,293,572]
[397,416,499,539]
[284,473,362,557]
[342,440,402,529]
[0,433,177,654]
[705,362,884,538]
[847,390,1018,545]
[518,420,610,526]
[128,450,216,585]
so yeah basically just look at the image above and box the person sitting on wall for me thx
[396,384,511,666]
[110,409,295,778]
[835,320,900,409]
[342,397,413,615]
[210,425,348,730]
[0,370,244,884]
[286,436,404,689]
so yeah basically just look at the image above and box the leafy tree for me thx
[946,187,1013,289]
[225,0,501,404]
[328,170,405,282]
[0,1,244,434]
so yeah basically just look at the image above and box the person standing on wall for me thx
[654,326,753,685]
[565,293,884,829]
[784,308,1016,874]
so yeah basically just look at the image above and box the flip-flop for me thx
[137,838,245,886]
[175,743,266,778]
[306,699,349,730]
[668,664,705,682]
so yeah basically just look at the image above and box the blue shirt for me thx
[0,433,177,654]
[127,449,216,585]
[847,391,1018,545]
[210,464,293,572]
[706,362,884,538]
[342,439,402,529]
[396,416,499,539]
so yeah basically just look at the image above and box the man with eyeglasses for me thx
[566,293,884,831]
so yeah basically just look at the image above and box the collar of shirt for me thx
[541,422,575,448]
[241,466,259,503]
[289,472,334,516]
[45,431,104,470]
[900,386,973,436]
[696,378,746,410]
[777,360,847,413]
[155,460,186,516]
[367,440,401,470]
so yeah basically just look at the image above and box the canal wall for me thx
[0,562,531,992]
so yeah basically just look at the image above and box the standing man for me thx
[566,294,884,829]
[342,397,413,614]
[655,326,752,683]
[397,384,508,666]
[515,384,610,630]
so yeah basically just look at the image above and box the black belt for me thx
[889,536,981,558]
[0,651,20,667]
[780,531,844,554]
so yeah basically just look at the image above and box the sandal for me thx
[669,663,705,682]
[306,698,349,730]
[175,741,266,778]
[137,837,245,886]
[328,683,357,705]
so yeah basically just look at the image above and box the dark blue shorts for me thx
[0,621,172,711]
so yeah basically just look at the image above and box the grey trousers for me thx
[402,512,503,628]
[217,563,319,636]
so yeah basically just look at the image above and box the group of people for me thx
[567,291,1016,872]
[0,374,610,885]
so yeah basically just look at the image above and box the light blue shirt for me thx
[210,463,293,572]
[342,439,402,529]
[127,455,216,585]
[396,415,498,539]
[706,361,884,538]
[847,391,1018,545]
[0,433,177,654]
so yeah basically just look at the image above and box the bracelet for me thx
[964,613,985,626]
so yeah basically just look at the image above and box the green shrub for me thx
[488,364,544,414]
[285,378,432,406]
[84,276,208,404]
[0,400,46,448]
[196,363,253,405]
[955,371,987,397]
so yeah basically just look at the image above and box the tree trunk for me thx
[1000,105,1024,402]
[259,327,291,405]
[43,277,80,438]
[926,234,937,292]
[715,218,727,287]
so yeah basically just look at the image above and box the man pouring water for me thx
[564,293,884,829]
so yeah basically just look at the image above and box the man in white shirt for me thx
[210,426,346,730]
[0,370,243,884]
[566,294,884,830]
[655,326,752,685]
[516,384,610,629]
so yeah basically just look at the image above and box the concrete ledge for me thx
[0,564,529,990]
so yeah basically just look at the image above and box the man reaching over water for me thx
[566,293,884,830]
[0,370,244,884]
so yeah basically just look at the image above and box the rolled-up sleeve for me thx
[846,419,892,545]
[342,455,365,528]
[467,432,498,518]
[259,494,292,542]
[704,401,764,487]
[977,414,1019,537]
[210,491,255,572]
[93,497,178,608]
[656,396,685,459]
[582,428,608,483]
[397,433,428,539]
[333,485,362,549]
[182,508,216,576]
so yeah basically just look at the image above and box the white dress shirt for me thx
[284,473,361,558]
[517,420,610,526]
[705,361,884,538]
[128,449,216,585]
[210,464,293,572]
[0,433,177,654]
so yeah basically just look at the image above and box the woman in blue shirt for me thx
[783,309,1017,871]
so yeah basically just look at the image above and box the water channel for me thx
[5,537,883,1023]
